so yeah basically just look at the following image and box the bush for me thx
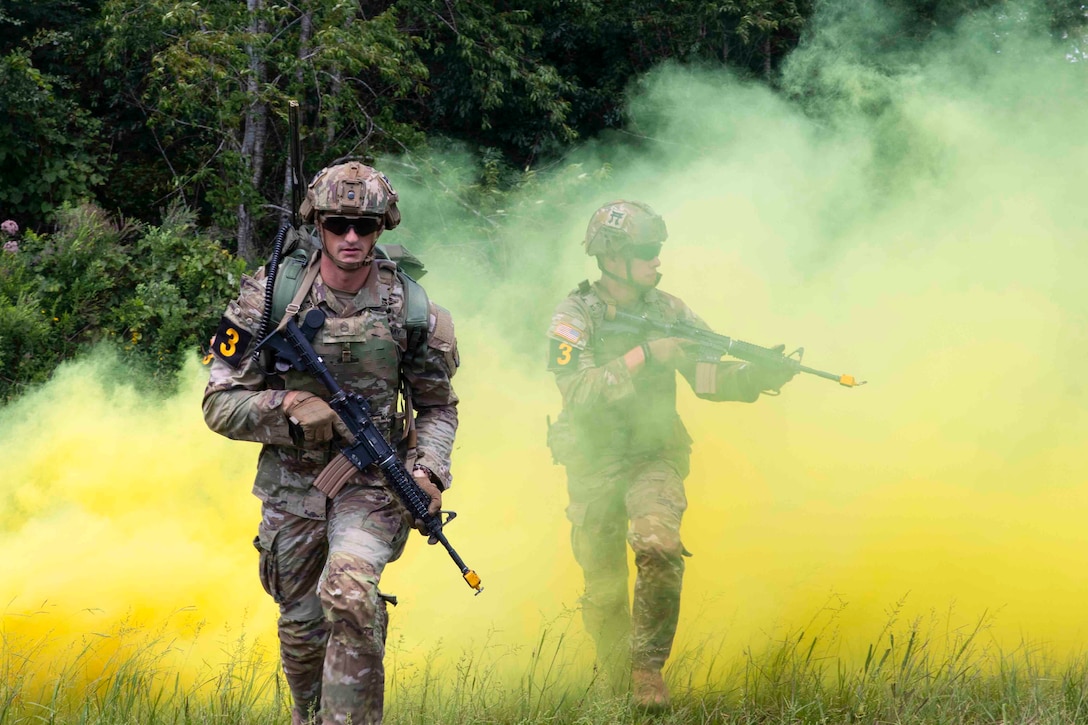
[0,201,247,402]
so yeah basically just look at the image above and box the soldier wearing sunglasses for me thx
[546,201,794,709]
[204,161,459,725]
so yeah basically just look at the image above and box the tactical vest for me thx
[280,267,405,444]
[570,280,685,454]
[266,242,433,459]
[270,244,431,355]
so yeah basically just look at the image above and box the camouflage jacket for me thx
[203,258,459,519]
[546,280,762,467]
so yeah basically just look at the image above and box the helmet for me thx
[300,160,401,230]
[583,200,667,256]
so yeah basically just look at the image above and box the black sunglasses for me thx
[626,243,662,261]
[321,216,381,236]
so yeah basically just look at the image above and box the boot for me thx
[632,667,670,710]
[290,708,306,725]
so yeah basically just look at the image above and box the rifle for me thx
[257,309,484,594]
[606,308,865,388]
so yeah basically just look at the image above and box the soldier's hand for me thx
[644,337,694,369]
[412,467,442,541]
[750,352,797,392]
[283,391,352,447]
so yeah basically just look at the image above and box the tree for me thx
[99,0,428,261]
[395,0,576,165]
[532,0,811,144]
[0,50,105,220]
[0,1,106,225]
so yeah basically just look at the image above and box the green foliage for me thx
[0,50,106,220]
[0,202,246,401]
[397,1,577,163]
[97,0,434,258]
[0,0,1084,396]
[0,0,102,56]
[533,0,812,142]
[0,291,54,398]
[112,204,248,379]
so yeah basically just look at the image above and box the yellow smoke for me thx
[3,0,1088,696]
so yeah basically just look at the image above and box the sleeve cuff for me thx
[413,454,452,490]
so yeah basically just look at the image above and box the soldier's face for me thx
[603,248,661,288]
[320,215,381,270]
[628,253,661,287]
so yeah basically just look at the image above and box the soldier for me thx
[203,161,459,725]
[546,201,794,709]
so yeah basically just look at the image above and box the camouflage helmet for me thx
[583,200,667,256]
[300,160,401,230]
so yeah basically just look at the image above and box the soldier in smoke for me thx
[203,161,460,725]
[546,201,795,708]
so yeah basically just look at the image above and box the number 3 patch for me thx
[211,316,253,368]
[547,338,581,371]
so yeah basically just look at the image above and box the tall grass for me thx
[4,607,1088,724]
[0,617,285,725]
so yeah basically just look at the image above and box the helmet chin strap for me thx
[598,257,661,291]
[329,255,373,272]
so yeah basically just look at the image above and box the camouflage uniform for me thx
[204,258,458,724]
[547,279,765,673]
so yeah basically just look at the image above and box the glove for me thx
[749,347,797,391]
[283,391,351,447]
[412,466,442,541]
[643,337,694,369]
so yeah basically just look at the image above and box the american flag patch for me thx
[552,322,583,345]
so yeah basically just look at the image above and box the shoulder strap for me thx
[395,268,431,453]
[374,243,430,344]
[271,248,320,329]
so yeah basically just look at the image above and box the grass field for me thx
[5,609,1088,725]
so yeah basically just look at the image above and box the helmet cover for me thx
[300,161,401,230]
[583,200,667,256]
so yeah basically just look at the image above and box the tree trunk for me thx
[283,3,313,225]
[237,0,269,262]
[326,72,342,147]
[325,12,351,149]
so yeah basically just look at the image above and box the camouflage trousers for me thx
[254,478,410,725]
[565,454,689,672]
